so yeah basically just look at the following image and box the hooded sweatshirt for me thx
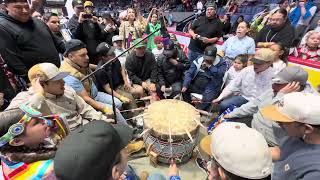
[0,12,65,75]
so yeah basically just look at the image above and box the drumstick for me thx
[168,117,174,160]
[184,128,206,162]
[192,118,207,130]
[119,107,146,113]
[125,114,144,121]
[132,128,152,142]
[196,109,213,117]
[192,100,213,104]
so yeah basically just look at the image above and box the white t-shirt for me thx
[152,48,164,61]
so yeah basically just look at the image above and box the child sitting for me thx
[298,31,320,62]
[152,36,164,61]
[222,54,248,87]
[0,104,68,179]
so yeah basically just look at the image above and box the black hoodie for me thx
[255,20,295,48]
[0,12,65,75]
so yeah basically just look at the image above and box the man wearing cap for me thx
[0,0,65,76]
[200,122,272,180]
[67,0,103,64]
[125,38,158,97]
[182,45,227,110]
[101,13,119,45]
[60,39,127,124]
[54,120,133,180]
[6,63,114,130]
[112,35,127,67]
[188,2,223,62]
[213,48,276,113]
[95,42,139,117]
[157,40,190,99]
[261,92,320,179]
[223,66,318,146]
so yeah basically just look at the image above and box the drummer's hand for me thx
[149,83,156,92]
[119,96,132,104]
[168,162,179,176]
[223,114,232,119]
[181,87,187,93]
[31,77,45,96]
[212,98,221,104]
[161,85,166,92]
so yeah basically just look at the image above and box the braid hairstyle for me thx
[0,108,57,163]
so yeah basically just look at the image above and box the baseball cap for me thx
[83,0,93,7]
[272,66,308,85]
[3,0,27,4]
[251,48,275,64]
[96,42,116,56]
[112,35,123,43]
[54,121,133,180]
[200,122,272,179]
[261,92,320,125]
[203,45,217,61]
[28,63,69,82]
[154,36,163,44]
[206,2,217,9]
[64,39,86,56]
[72,0,83,7]
[132,38,146,48]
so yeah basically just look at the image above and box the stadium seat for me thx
[230,14,239,24]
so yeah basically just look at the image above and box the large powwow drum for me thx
[143,99,200,164]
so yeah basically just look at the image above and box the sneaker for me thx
[126,141,144,155]
[195,157,208,175]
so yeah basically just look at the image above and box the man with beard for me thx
[255,8,295,48]
[223,66,318,146]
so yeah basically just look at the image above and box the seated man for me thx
[200,122,272,180]
[60,39,127,124]
[95,42,138,117]
[125,38,158,98]
[157,40,190,99]
[54,121,133,180]
[224,66,318,146]
[6,63,113,131]
[182,45,227,111]
[213,48,276,113]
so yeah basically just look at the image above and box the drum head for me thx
[143,99,200,137]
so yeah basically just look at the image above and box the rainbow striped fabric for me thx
[1,159,54,180]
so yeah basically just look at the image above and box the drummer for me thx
[200,122,272,180]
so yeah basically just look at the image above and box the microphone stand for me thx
[81,27,161,124]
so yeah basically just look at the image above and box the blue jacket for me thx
[183,57,227,92]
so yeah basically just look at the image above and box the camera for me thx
[82,13,93,19]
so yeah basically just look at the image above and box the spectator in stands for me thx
[119,8,144,48]
[224,66,317,146]
[54,121,133,180]
[289,0,317,41]
[255,8,295,48]
[213,48,276,113]
[230,15,244,34]
[297,30,320,61]
[314,19,320,32]
[227,0,238,15]
[95,42,138,117]
[219,21,255,68]
[261,92,320,179]
[68,1,103,64]
[60,39,127,124]
[269,43,288,73]
[0,106,66,179]
[196,0,203,15]
[157,40,190,99]
[6,63,114,130]
[220,14,231,35]
[222,54,248,87]
[182,45,227,111]
[44,13,64,42]
[101,13,119,46]
[200,122,272,180]
[125,38,157,98]
[0,0,65,76]
[152,36,164,61]
[188,2,222,61]
[146,8,167,51]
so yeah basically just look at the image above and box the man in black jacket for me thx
[0,0,65,76]
[157,40,190,99]
[125,38,157,98]
[67,0,103,64]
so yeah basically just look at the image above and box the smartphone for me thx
[82,13,93,19]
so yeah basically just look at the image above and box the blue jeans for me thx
[219,95,248,113]
[188,49,203,62]
[94,92,127,124]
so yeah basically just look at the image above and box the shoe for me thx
[126,141,144,155]
[195,157,208,175]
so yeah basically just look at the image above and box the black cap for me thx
[96,42,116,57]
[54,121,133,180]
[72,0,83,7]
[203,45,217,61]
[3,0,27,4]
[163,40,176,58]
[64,39,86,56]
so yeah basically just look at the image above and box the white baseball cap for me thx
[112,35,123,43]
[28,63,69,82]
[261,92,320,125]
[200,122,272,179]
